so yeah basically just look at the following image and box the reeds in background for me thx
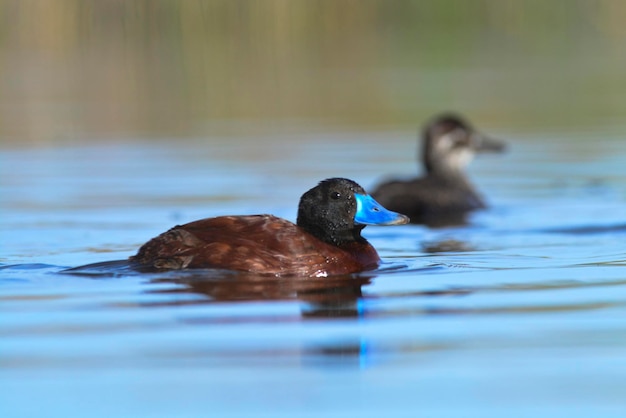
[1,0,625,143]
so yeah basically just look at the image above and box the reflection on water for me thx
[421,238,477,253]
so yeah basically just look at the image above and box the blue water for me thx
[2,127,626,417]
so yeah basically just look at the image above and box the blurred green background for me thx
[1,0,625,144]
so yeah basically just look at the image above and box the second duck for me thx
[371,113,505,227]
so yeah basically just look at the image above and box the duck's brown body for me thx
[131,215,380,277]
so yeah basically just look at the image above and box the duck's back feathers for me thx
[131,214,380,276]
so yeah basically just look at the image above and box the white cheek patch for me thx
[449,148,473,170]
[435,129,474,170]
[435,133,455,153]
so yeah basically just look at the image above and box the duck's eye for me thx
[331,191,341,200]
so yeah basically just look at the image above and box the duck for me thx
[371,113,505,227]
[129,178,409,277]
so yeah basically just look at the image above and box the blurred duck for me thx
[371,113,505,227]
[130,178,408,276]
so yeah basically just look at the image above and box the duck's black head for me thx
[297,178,409,246]
[421,113,505,175]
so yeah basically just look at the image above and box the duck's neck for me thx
[427,164,470,183]
[423,151,473,181]
[339,239,381,269]
[301,224,367,247]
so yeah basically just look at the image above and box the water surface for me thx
[2,128,626,417]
